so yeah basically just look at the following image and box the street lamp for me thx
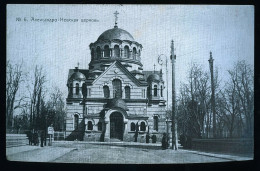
[158,54,169,109]
[158,54,169,147]
[170,40,178,150]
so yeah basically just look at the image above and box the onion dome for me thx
[105,98,128,111]
[97,26,135,42]
[147,73,160,83]
[69,67,86,81]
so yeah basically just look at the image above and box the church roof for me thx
[67,68,89,83]
[142,71,160,81]
[91,61,148,86]
[147,73,160,83]
[69,71,86,80]
[97,26,135,42]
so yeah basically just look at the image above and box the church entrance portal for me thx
[110,112,124,140]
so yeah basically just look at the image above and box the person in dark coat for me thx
[146,133,150,143]
[28,130,33,145]
[152,134,157,143]
[40,131,45,147]
[161,133,167,150]
[33,131,39,146]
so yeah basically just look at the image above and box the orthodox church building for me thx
[65,12,171,142]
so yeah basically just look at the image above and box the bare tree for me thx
[228,61,254,138]
[218,82,241,138]
[6,61,25,129]
[177,63,211,139]
[46,87,66,131]
[28,65,46,131]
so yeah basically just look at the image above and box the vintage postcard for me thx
[6,4,254,163]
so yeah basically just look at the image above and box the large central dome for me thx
[97,26,135,41]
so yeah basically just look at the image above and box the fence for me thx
[54,132,65,141]
[6,129,30,134]
[191,138,253,155]
[6,134,28,148]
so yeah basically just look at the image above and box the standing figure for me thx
[40,131,44,147]
[151,134,157,143]
[146,133,150,143]
[34,131,39,146]
[161,133,167,150]
[28,130,32,145]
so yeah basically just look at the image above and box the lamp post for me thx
[170,40,178,150]
[158,54,169,147]
[208,52,216,138]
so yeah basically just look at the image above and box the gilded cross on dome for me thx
[114,11,119,26]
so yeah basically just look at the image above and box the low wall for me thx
[6,134,28,148]
[191,138,253,155]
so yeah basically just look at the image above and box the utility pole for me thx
[208,52,216,138]
[158,54,169,147]
[82,82,87,141]
[170,40,178,150]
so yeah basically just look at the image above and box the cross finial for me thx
[77,62,80,68]
[153,64,156,73]
[114,11,119,27]
[208,51,214,63]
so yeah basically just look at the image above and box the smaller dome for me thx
[69,71,86,80]
[105,98,128,111]
[147,74,160,83]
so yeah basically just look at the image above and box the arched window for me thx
[140,122,146,131]
[160,85,163,97]
[74,114,79,130]
[131,122,135,131]
[98,122,102,131]
[114,45,120,58]
[69,83,73,96]
[87,121,93,130]
[125,86,130,99]
[91,48,95,60]
[133,47,137,60]
[154,85,157,96]
[76,83,79,95]
[104,45,110,57]
[96,46,101,59]
[124,46,130,58]
[112,79,122,98]
[147,86,150,98]
[103,85,110,98]
[154,116,158,131]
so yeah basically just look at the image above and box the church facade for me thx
[65,15,171,142]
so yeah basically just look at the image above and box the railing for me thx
[6,129,30,134]
[6,134,28,148]
[191,138,253,155]
[54,132,65,141]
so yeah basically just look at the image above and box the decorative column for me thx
[104,121,110,138]
[129,50,132,59]
[110,49,113,58]
[208,52,216,138]
[120,49,123,58]
[170,40,178,150]
[101,50,104,58]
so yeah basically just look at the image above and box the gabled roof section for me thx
[91,61,147,86]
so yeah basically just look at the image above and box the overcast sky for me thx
[7,4,254,108]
